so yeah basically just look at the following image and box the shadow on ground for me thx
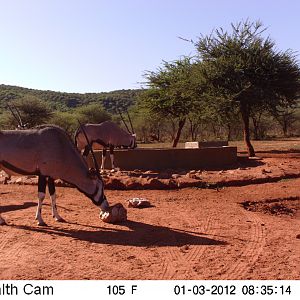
[239,149,300,158]
[0,201,36,213]
[12,220,227,247]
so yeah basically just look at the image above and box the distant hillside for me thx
[0,84,142,112]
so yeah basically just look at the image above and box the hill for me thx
[0,84,141,112]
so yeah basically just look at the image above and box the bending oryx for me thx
[74,120,137,171]
[0,125,109,226]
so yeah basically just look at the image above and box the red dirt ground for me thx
[0,152,300,280]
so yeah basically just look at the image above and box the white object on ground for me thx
[127,198,151,208]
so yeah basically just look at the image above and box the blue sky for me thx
[0,0,300,93]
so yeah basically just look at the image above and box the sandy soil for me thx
[0,153,300,280]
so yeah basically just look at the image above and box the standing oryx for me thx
[0,125,109,226]
[74,120,137,171]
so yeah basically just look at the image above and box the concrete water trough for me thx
[87,146,237,170]
[185,141,229,148]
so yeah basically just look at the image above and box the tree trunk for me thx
[282,118,288,137]
[251,116,259,140]
[172,118,186,147]
[251,111,264,140]
[188,116,200,141]
[227,123,232,141]
[190,122,197,141]
[240,103,256,157]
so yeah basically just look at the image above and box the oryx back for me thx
[75,121,135,150]
[0,126,97,196]
[0,129,41,175]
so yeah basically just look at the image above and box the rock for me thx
[100,203,127,223]
[109,170,122,177]
[104,177,126,189]
[177,178,203,188]
[168,179,178,189]
[189,170,197,174]
[187,173,201,179]
[0,177,9,184]
[15,177,24,185]
[261,169,272,174]
[144,178,168,189]
[0,171,10,178]
[26,178,38,185]
[122,177,142,189]
[54,179,71,187]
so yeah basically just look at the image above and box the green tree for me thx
[50,111,79,134]
[143,57,200,147]
[195,20,300,156]
[13,95,53,127]
[270,105,299,137]
[129,107,164,143]
[75,103,111,124]
[0,111,12,129]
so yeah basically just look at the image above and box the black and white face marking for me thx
[129,134,137,149]
[92,180,109,211]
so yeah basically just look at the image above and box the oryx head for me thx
[87,171,108,211]
[78,121,109,211]
[117,107,137,149]
[129,133,137,149]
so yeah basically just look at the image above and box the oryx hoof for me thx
[54,216,65,223]
[37,221,47,227]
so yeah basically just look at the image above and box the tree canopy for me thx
[12,96,53,127]
[142,57,202,146]
[195,20,300,156]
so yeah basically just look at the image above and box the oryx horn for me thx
[117,107,131,133]
[7,103,23,127]
[12,103,24,127]
[126,109,135,134]
[78,120,100,174]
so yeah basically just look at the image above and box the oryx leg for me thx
[109,145,116,171]
[101,148,107,171]
[35,175,47,226]
[48,177,64,222]
[82,145,90,157]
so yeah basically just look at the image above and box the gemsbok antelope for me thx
[0,125,109,226]
[74,120,137,171]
